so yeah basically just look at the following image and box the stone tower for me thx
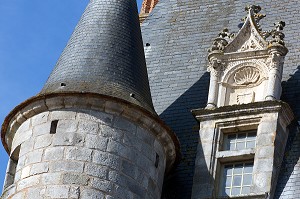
[1,0,179,199]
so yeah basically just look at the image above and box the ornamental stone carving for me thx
[234,67,260,85]
[205,5,288,109]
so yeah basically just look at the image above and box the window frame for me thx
[219,161,254,197]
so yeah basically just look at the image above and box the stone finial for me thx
[208,29,233,53]
[264,21,286,46]
[270,31,285,46]
[208,38,228,53]
[242,5,266,31]
[274,21,286,31]
[218,28,234,39]
[245,5,261,13]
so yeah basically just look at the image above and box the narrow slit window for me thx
[50,120,59,134]
[155,153,160,168]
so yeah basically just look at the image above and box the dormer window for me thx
[220,162,254,197]
[223,130,256,151]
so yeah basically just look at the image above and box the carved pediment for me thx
[205,5,288,109]
[225,10,268,53]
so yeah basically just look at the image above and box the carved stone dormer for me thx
[206,5,288,109]
[192,6,293,199]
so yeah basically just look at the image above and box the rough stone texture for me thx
[2,109,166,199]
[141,0,300,198]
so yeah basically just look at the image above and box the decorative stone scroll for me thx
[205,5,288,109]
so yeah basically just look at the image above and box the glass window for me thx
[224,130,256,151]
[220,162,253,197]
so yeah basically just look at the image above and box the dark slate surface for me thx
[40,0,155,114]
[141,0,300,198]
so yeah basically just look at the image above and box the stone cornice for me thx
[1,92,181,173]
[192,100,294,124]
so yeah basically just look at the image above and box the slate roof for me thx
[141,0,300,198]
[40,0,156,115]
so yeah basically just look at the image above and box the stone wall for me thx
[2,108,166,199]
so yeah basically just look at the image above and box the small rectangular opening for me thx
[50,120,59,134]
[155,153,159,168]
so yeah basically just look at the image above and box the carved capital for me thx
[208,57,225,76]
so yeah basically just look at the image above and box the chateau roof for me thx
[40,0,155,114]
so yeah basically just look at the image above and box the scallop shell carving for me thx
[234,67,260,85]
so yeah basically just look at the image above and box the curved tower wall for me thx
[1,96,175,199]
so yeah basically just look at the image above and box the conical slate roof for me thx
[40,0,155,114]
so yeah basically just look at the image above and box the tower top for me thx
[40,0,155,114]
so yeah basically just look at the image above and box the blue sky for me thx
[0,0,143,191]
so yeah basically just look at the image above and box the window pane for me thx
[241,186,251,195]
[243,174,252,185]
[244,163,253,173]
[238,133,246,139]
[233,175,242,186]
[225,188,231,196]
[229,143,236,150]
[223,131,256,151]
[231,187,241,196]
[236,142,245,150]
[224,167,233,176]
[226,176,232,187]
[228,134,236,140]
[221,163,253,197]
[247,132,256,138]
[233,164,243,174]
[246,141,255,148]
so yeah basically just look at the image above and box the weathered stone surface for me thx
[40,173,61,185]
[32,122,51,136]
[62,173,89,185]
[53,132,84,146]
[78,111,114,126]
[90,179,114,194]
[113,116,137,133]
[85,134,108,151]
[25,150,43,165]
[85,163,108,179]
[44,147,64,161]
[80,189,105,199]
[45,185,69,198]
[26,187,46,199]
[30,162,49,176]
[50,161,84,173]
[34,134,53,149]
[32,112,49,126]
[50,110,76,120]
[17,175,40,191]
[78,121,99,135]
[65,147,93,162]
[93,151,121,170]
